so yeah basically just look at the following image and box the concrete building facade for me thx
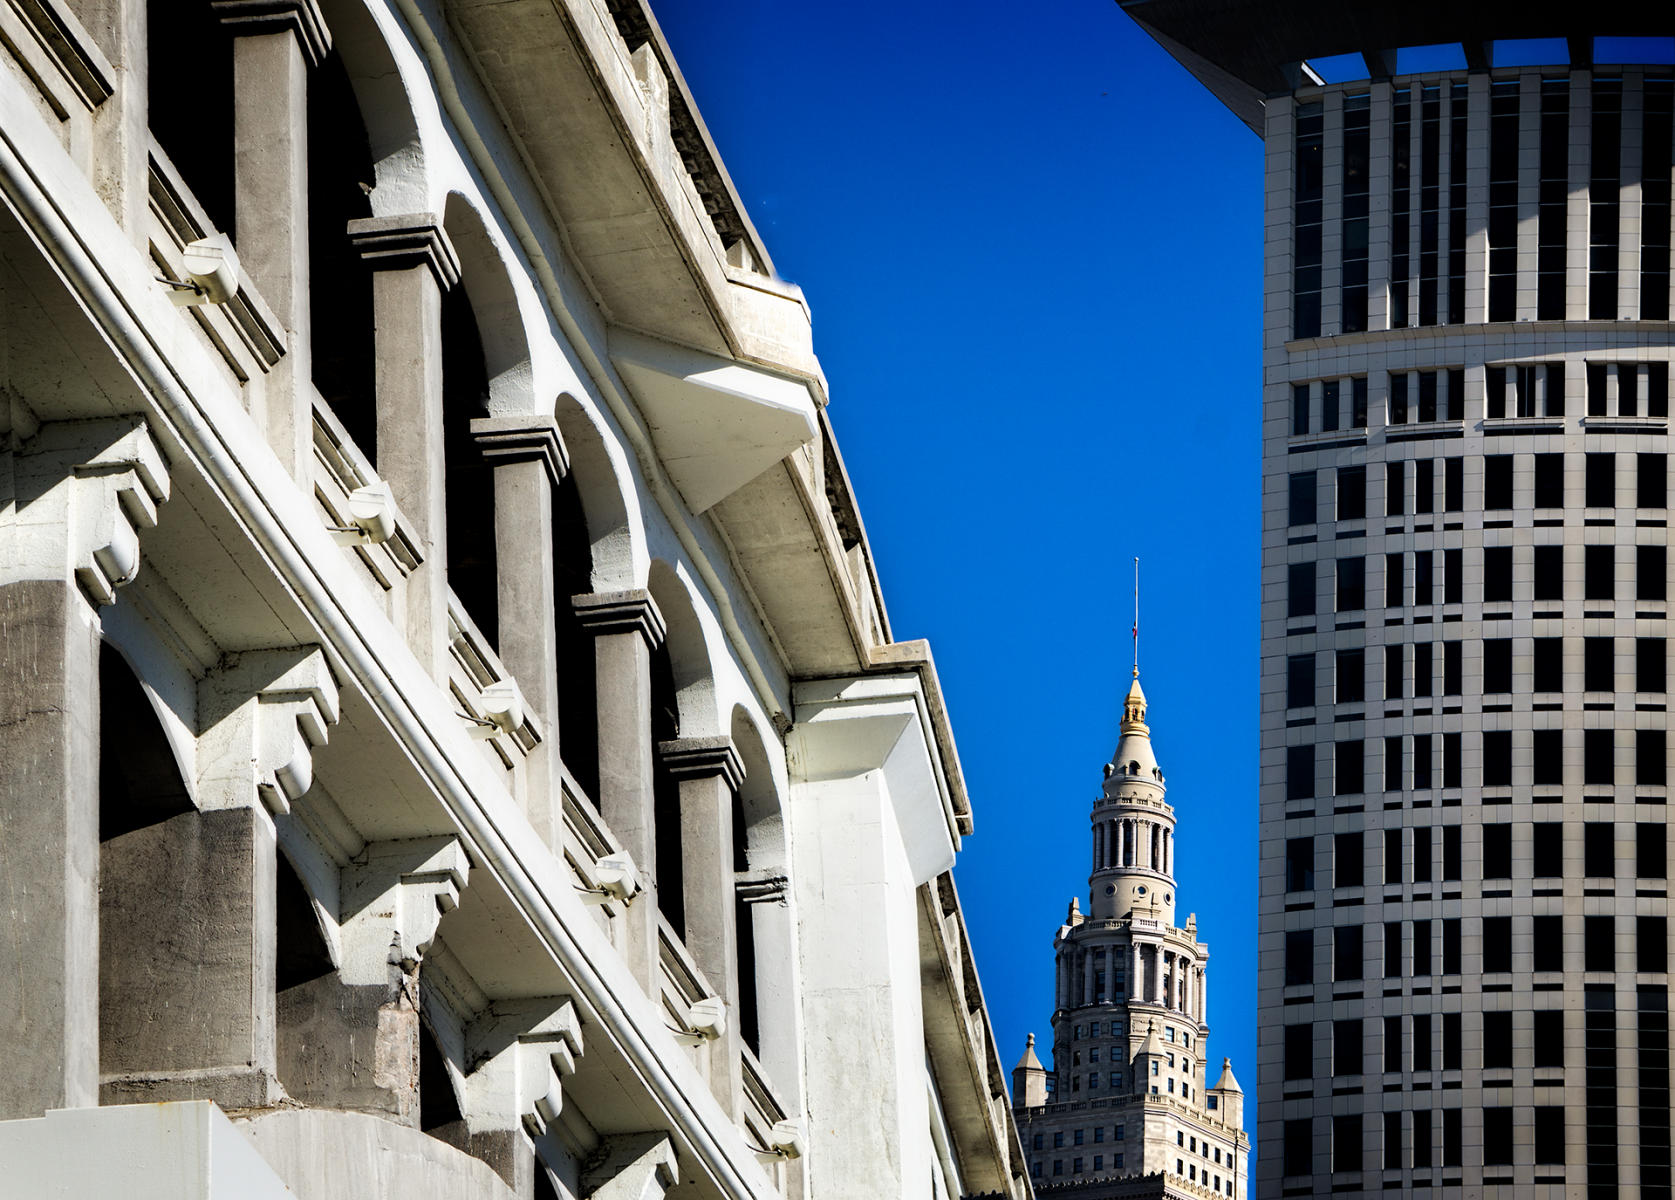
[0,1,1030,1198]
[1011,673,1248,1198]
[1120,3,1675,1197]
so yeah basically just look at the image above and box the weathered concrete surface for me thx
[277,973,419,1122]
[0,1100,294,1199]
[100,806,281,1109]
[239,1107,519,1200]
[0,579,101,1119]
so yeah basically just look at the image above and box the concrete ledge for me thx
[238,1107,518,1200]
[0,1100,293,1198]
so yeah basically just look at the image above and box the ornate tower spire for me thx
[1090,669,1177,923]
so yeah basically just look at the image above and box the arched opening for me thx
[440,279,498,645]
[306,45,377,455]
[98,643,194,840]
[552,448,598,802]
[649,633,682,936]
[146,1,235,236]
[418,1020,465,1136]
[731,707,792,1084]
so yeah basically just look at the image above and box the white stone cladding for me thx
[1014,674,1250,1196]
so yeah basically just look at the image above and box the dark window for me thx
[1288,562,1316,618]
[1294,100,1324,338]
[1337,557,1365,612]
[1352,376,1369,428]
[1586,453,1616,508]
[1283,1118,1312,1177]
[1585,823,1614,877]
[1483,915,1512,973]
[1640,729,1666,786]
[1413,1008,1432,1067]
[1641,545,1668,602]
[1639,822,1668,879]
[1284,1023,1312,1079]
[1534,1108,1566,1165]
[1443,641,1462,695]
[1337,648,1365,703]
[1585,728,1615,785]
[1641,453,1668,509]
[1338,465,1366,521]
[1333,1114,1362,1173]
[1334,925,1362,981]
[1483,1010,1513,1069]
[1585,637,1614,692]
[1534,914,1564,972]
[1415,458,1435,514]
[1533,544,1564,601]
[1385,645,1405,699]
[1641,638,1668,693]
[1442,733,1461,788]
[1384,734,1402,790]
[1384,922,1402,980]
[1444,458,1463,511]
[1443,1107,1462,1168]
[1287,744,1315,801]
[1533,1011,1564,1067]
[1641,915,1668,972]
[1442,917,1461,974]
[1585,915,1615,972]
[1483,824,1512,878]
[1390,373,1409,424]
[1384,829,1403,884]
[1592,79,1623,317]
[1585,544,1615,601]
[1415,550,1434,605]
[1413,1110,1433,1168]
[1293,384,1311,435]
[1287,654,1315,708]
[1386,461,1406,516]
[1483,1107,1513,1166]
[1442,825,1461,881]
[1538,80,1570,318]
[1534,453,1565,508]
[1483,638,1512,692]
[1289,471,1317,525]
[1384,1109,1403,1168]
[1322,380,1340,432]
[1533,824,1563,876]
[1484,455,1514,509]
[1533,637,1563,692]
[1483,730,1512,786]
[1335,740,1363,795]
[1534,730,1562,785]
[1414,918,1432,976]
[1443,547,1462,604]
[1386,553,1405,608]
[1335,831,1364,888]
[1418,372,1439,422]
[1285,837,1315,892]
[1285,930,1313,986]
[1444,1013,1463,1070]
[1334,1018,1362,1077]
[1415,645,1434,699]
[1483,546,1513,603]
[1589,362,1610,416]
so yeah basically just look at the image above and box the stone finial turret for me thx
[1012,1033,1049,1109]
[1211,1055,1244,1126]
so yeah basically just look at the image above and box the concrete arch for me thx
[647,559,720,739]
[552,392,644,591]
[320,0,429,215]
[443,193,534,414]
[730,705,785,870]
[95,626,198,812]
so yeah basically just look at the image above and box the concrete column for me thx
[347,216,461,681]
[0,579,101,1119]
[658,735,745,1119]
[1132,943,1143,1002]
[574,589,666,995]
[472,415,568,846]
[70,0,148,239]
[100,806,280,1108]
[1155,948,1166,1005]
[0,417,169,1119]
[1083,951,1095,1007]
[213,0,330,480]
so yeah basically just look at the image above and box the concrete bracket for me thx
[197,646,340,816]
[573,589,666,651]
[211,0,332,68]
[657,735,743,790]
[463,997,583,1138]
[4,418,171,607]
[346,214,461,291]
[340,837,469,979]
[581,1132,678,1200]
[470,415,570,488]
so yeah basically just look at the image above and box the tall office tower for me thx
[1119,5,1675,1197]
[1011,671,1249,1196]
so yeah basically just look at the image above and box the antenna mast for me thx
[1132,557,1140,676]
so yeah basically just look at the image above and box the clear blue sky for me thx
[654,0,1265,1105]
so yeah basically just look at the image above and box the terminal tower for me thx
[1011,671,1249,1196]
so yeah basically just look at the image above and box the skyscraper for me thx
[1120,4,1675,1195]
[1012,671,1249,1195]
